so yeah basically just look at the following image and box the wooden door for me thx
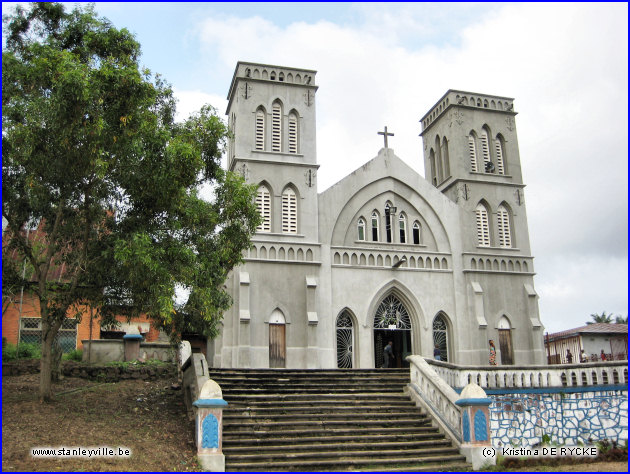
[269,323,286,368]
[498,329,514,365]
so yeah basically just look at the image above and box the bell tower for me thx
[226,62,319,242]
[420,90,531,255]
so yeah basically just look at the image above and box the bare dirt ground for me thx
[2,372,199,471]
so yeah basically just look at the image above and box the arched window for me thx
[357,218,366,241]
[433,314,449,362]
[255,184,271,232]
[480,127,491,171]
[441,137,450,179]
[281,187,297,233]
[468,132,479,172]
[255,108,265,151]
[336,311,354,368]
[412,221,421,245]
[429,149,437,186]
[495,135,506,174]
[374,295,411,329]
[498,316,514,365]
[435,136,443,183]
[497,204,512,248]
[475,203,491,247]
[399,214,407,244]
[385,203,393,243]
[371,211,380,241]
[288,111,298,154]
[271,101,282,152]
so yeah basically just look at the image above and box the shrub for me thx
[2,342,42,361]
[63,349,83,362]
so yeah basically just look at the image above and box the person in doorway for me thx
[566,349,573,364]
[383,341,394,368]
[489,340,497,366]
[434,344,442,361]
[580,349,588,363]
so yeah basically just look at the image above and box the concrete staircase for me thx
[208,368,468,472]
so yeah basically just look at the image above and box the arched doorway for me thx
[498,315,514,365]
[269,309,286,368]
[373,294,412,368]
[336,311,354,368]
[432,313,449,362]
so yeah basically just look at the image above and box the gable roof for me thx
[546,323,628,341]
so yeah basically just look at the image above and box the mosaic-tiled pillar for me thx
[193,379,228,471]
[456,383,495,469]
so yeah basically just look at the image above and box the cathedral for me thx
[209,61,546,369]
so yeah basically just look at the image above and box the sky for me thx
[2,2,628,334]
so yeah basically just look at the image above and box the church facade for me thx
[209,61,546,369]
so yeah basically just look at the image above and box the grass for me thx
[2,371,200,471]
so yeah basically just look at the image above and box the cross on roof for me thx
[378,126,394,148]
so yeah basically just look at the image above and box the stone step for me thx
[223,430,444,445]
[225,453,468,471]
[223,419,433,432]
[223,392,412,402]
[226,446,460,462]
[225,398,416,408]
[225,405,421,415]
[224,412,429,423]
[223,425,441,439]
[223,438,453,453]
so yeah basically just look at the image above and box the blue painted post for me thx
[455,383,495,469]
[122,334,143,361]
[193,379,228,471]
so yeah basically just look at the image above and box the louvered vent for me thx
[272,103,282,152]
[481,129,491,168]
[288,113,298,154]
[475,205,490,247]
[494,139,505,175]
[255,109,265,151]
[497,206,512,247]
[256,186,271,232]
[282,188,297,233]
[468,135,478,172]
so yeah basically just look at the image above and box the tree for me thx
[2,3,260,401]
[615,315,628,325]
[586,311,614,325]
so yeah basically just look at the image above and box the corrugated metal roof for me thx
[547,323,628,341]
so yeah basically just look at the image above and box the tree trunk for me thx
[39,321,55,402]
[39,315,63,402]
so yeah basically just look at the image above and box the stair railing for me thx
[406,355,463,444]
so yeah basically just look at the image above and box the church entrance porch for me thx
[373,294,413,368]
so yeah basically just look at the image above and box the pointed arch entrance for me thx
[373,294,412,368]
[336,310,354,368]
[269,309,286,368]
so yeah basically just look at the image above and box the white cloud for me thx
[191,3,628,332]
[172,88,228,123]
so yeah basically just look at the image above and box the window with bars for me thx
[282,188,297,233]
[371,211,379,241]
[429,149,437,186]
[497,204,512,248]
[435,136,443,184]
[412,221,421,245]
[255,108,265,151]
[357,218,366,241]
[494,135,506,174]
[399,214,407,244]
[288,112,298,154]
[255,185,271,232]
[432,314,449,362]
[271,102,282,152]
[441,137,450,179]
[385,204,392,243]
[19,317,77,353]
[468,133,478,172]
[475,203,491,247]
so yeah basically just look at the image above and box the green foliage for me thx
[541,433,552,444]
[62,348,83,361]
[614,315,628,324]
[2,342,42,361]
[2,3,259,400]
[586,311,614,325]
